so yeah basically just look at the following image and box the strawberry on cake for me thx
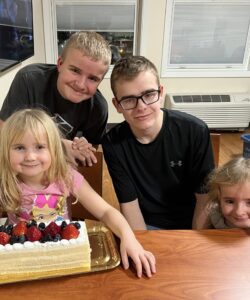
[0,220,91,284]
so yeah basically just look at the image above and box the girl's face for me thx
[10,129,51,187]
[220,182,250,228]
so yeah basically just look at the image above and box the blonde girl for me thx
[0,109,156,278]
[206,155,250,229]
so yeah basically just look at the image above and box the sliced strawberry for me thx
[26,226,42,242]
[0,232,10,245]
[13,221,27,236]
[43,221,61,238]
[61,224,79,240]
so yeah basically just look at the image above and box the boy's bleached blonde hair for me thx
[61,31,112,67]
[0,109,71,213]
[207,155,250,209]
[110,56,160,97]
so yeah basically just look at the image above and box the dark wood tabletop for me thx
[1,228,250,300]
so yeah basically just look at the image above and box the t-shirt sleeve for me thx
[82,109,108,145]
[70,168,84,194]
[79,90,108,145]
[191,124,215,194]
[0,69,30,120]
[102,135,137,203]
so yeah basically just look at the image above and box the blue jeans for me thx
[146,224,163,230]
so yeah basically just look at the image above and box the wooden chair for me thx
[210,133,221,167]
[71,151,103,220]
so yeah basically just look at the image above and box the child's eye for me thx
[70,67,80,74]
[15,145,25,151]
[224,198,234,204]
[89,75,100,83]
[36,144,46,150]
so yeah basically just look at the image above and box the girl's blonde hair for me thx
[207,155,250,209]
[0,109,71,213]
[61,31,112,67]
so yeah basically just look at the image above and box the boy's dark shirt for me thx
[0,63,108,143]
[102,109,214,229]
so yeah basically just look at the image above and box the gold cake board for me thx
[0,220,121,285]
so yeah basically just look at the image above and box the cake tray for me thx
[87,220,121,272]
[0,221,120,285]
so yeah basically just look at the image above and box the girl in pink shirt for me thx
[0,108,156,278]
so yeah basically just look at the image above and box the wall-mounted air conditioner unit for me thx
[165,93,250,131]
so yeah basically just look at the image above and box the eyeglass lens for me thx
[120,89,160,110]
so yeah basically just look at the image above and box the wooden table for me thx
[1,228,250,300]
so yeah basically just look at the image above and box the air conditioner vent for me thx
[172,94,231,103]
[166,93,250,131]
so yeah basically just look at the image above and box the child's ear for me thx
[159,85,164,105]
[159,84,164,95]
[112,98,123,113]
[57,56,63,71]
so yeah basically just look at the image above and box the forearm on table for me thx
[120,200,147,230]
[100,207,137,241]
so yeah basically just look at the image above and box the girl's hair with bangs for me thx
[206,155,250,211]
[0,109,71,213]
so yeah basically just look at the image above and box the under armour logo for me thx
[170,160,182,167]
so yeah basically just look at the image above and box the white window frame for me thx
[161,0,250,78]
[42,0,140,77]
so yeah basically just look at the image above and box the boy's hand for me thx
[63,137,97,167]
[72,136,97,166]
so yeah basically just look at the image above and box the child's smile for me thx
[220,182,250,228]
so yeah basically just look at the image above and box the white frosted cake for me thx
[0,220,91,284]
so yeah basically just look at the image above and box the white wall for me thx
[1,0,250,124]
[0,0,45,106]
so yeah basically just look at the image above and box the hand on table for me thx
[120,237,156,278]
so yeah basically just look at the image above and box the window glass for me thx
[170,4,249,65]
[56,2,136,64]
[162,0,250,76]
[0,0,34,72]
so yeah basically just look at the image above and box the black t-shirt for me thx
[0,63,108,143]
[102,109,215,229]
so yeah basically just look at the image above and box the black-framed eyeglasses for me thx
[117,88,161,110]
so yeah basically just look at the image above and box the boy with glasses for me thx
[102,56,214,230]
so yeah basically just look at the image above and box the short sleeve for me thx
[70,168,84,194]
[102,133,138,203]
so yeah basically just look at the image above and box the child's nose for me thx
[76,76,86,89]
[24,150,36,160]
[234,203,245,215]
[136,97,147,109]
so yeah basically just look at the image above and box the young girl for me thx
[206,155,250,229]
[0,108,156,278]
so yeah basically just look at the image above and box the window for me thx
[0,0,34,72]
[162,0,250,77]
[43,0,139,73]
